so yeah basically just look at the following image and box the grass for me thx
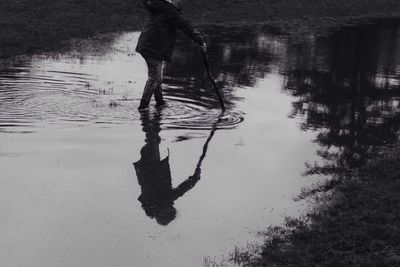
[2,0,400,58]
[230,144,400,266]
[0,0,145,57]
[184,0,400,25]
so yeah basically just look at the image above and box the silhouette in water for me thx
[133,109,219,225]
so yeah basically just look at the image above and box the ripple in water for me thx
[150,97,245,130]
[0,34,244,132]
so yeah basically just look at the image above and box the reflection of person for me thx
[135,0,207,110]
[133,110,201,225]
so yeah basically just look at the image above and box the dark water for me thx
[286,22,400,170]
[1,20,400,266]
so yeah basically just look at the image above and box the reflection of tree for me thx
[163,22,400,172]
[283,21,400,172]
[162,26,283,109]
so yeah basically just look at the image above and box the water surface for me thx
[1,20,400,266]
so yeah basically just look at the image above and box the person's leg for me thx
[139,56,163,109]
[153,61,165,107]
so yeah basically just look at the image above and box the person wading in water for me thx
[135,0,206,110]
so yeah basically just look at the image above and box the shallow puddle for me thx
[1,20,400,266]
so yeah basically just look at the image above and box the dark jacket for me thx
[135,0,205,61]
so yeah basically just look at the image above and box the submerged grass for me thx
[2,0,400,57]
[231,144,400,266]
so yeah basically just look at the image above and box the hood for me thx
[143,0,178,14]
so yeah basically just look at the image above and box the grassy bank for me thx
[230,145,400,266]
[0,0,145,57]
[2,0,400,58]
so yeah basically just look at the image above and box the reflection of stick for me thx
[193,113,222,176]
[174,114,222,198]
[201,50,226,111]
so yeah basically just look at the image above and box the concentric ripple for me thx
[0,32,245,132]
[151,98,245,130]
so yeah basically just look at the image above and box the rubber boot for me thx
[138,80,154,110]
[154,86,165,107]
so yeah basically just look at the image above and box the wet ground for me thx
[1,19,400,266]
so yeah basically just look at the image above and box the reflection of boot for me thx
[155,101,166,108]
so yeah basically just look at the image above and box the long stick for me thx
[201,50,225,111]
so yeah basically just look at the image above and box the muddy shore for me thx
[2,0,400,57]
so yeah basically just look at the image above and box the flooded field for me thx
[1,19,400,266]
